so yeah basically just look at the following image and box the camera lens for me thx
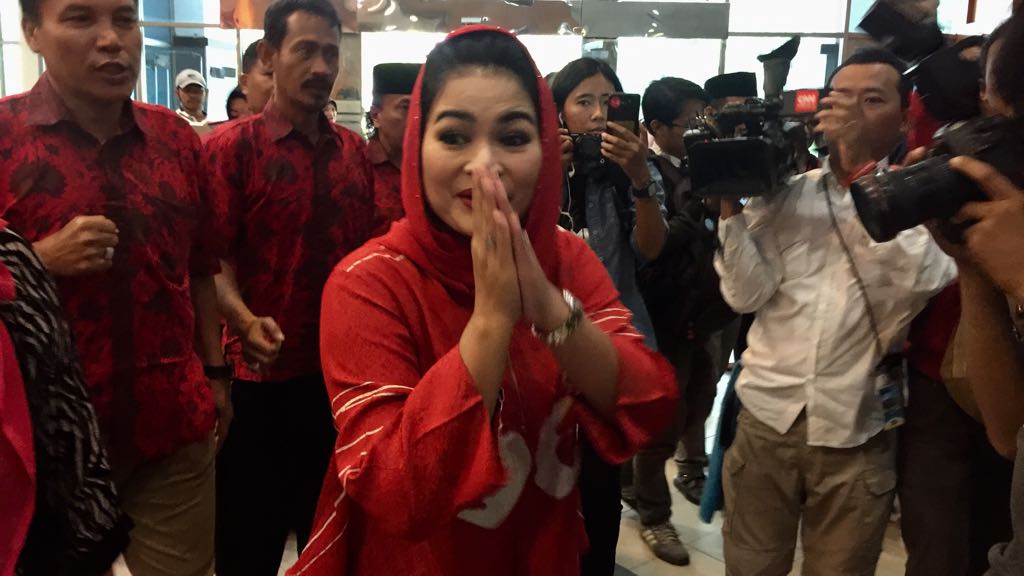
[851,155,969,243]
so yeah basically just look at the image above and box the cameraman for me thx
[551,58,668,576]
[628,77,736,566]
[714,48,956,575]
[931,13,1024,575]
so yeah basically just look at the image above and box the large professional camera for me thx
[851,115,1024,242]
[683,93,819,198]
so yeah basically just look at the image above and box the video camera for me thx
[683,97,816,197]
[684,36,825,198]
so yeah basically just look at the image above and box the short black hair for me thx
[420,30,540,134]
[551,58,623,113]
[20,0,137,23]
[642,77,709,130]
[263,0,341,49]
[983,13,1024,116]
[242,40,261,74]
[226,87,246,117]
[827,47,912,108]
[326,100,337,110]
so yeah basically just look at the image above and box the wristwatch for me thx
[532,289,584,347]
[631,179,656,199]
[204,363,233,381]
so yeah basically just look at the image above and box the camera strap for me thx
[822,178,884,360]
[823,177,906,430]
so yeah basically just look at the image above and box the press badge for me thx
[874,354,907,430]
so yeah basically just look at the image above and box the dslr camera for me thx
[851,115,1024,242]
[569,133,605,175]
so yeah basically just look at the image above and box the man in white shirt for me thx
[715,48,956,575]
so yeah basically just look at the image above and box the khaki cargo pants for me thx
[723,409,897,576]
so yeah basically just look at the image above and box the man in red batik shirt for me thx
[204,0,376,573]
[366,62,418,236]
[0,0,228,572]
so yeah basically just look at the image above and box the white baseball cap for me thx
[175,69,207,90]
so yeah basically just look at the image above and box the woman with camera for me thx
[286,27,676,576]
[551,59,669,575]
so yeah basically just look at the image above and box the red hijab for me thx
[378,25,563,296]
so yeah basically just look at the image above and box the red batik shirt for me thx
[204,101,376,382]
[367,134,403,237]
[0,74,219,462]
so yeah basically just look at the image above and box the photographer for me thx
[551,58,668,576]
[714,47,956,575]
[628,77,736,566]
[929,13,1024,576]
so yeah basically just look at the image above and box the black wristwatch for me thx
[204,363,233,381]
[631,180,656,199]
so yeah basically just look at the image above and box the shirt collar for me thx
[26,72,157,139]
[367,134,392,166]
[819,155,890,191]
[649,141,684,169]
[263,98,339,143]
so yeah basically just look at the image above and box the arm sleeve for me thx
[318,263,506,542]
[560,232,678,464]
[629,160,669,264]
[185,130,221,278]
[713,196,785,314]
[201,130,248,266]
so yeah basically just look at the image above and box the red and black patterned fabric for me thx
[367,134,404,236]
[203,101,376,383]
[0,74,219,462]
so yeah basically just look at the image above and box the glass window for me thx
[724,36,842,95]
[728,0,847,34]
[0,0,21,43]
[140,26,242,123]
[517,35,582,78]
[360,31,443,110]
[2,43,27,96]
[140,0,214,24]
[615,37,722,97]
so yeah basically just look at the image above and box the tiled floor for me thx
[277,372,909,575]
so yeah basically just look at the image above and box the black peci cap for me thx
[704,72,758,101]
[373,63,421,97]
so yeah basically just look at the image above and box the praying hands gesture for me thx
[460,164,617,417]
[467,165,569,336]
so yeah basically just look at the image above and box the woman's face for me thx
[561,73,616,134]
[421,67,543,236]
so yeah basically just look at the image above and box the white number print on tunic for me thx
[457,397,581,529]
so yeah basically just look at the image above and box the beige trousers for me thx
[723,409,897,576]
[115,437,216,576]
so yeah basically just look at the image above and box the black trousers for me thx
[898,369,1014,576]
[215,374,336,576]
[579,432,622,576]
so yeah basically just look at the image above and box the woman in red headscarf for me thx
[289,26,676,576]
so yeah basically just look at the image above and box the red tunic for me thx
[289,26,677,576]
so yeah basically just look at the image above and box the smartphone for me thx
[607,92,641,135]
